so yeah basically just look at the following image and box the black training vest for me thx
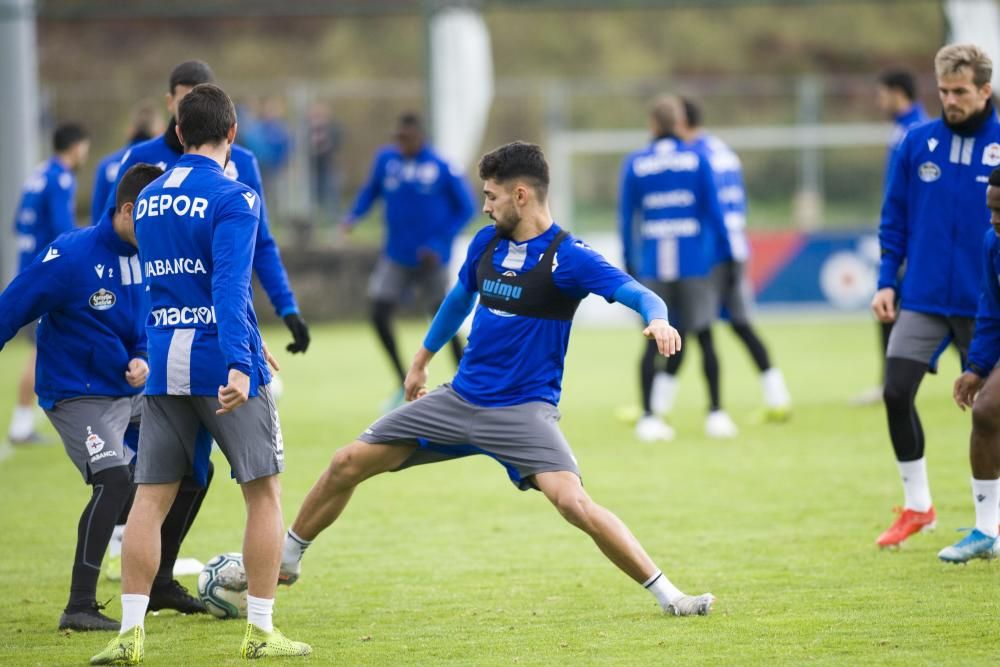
[476,229,582,321]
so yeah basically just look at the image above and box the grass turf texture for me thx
[0,317,997,666]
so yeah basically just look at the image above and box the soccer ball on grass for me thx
[197,552,247,619]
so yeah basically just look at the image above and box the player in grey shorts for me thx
[279,140,714,618]
[45,395,143,479]
[360,384,578,488]
[136,386,284,485]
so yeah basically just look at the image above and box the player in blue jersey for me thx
[7,122,89,446]
[90,84,310,665]
[854,69,930,406]
[872,44,1000,548]
[0,164,211,631]
[620,96,737,441]
[279,141,715,619]
[344,112,476,403]
[669,97,792,422]
[944,169,1000,563]
[90,100,164,226]
[109,60,310,356]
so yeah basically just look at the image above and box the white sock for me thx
[120,594,149,633]
[247,595,274,632]
[8,405,35,440]
[282,528,312,566]
[761,368,791,409]
[109,525,125,559]
[897,458,932,512]
[650,372,679,416]
[642,569,684,610]
[972,477,1000,538]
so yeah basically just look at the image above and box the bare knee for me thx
[326,443,369,486]
[972,390,1000,435]
[552,488,596,530]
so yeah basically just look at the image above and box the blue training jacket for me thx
[110,133,299,317]
[136,154,270,397]
[884,103,929,195]
[91,139,149,227]
[0,211,146,408]
[347,144,476,267]
[619,137,730,280]
[879,111,1000,317]
[690,133,750,264]
[967,229,1000,375]
[12,158,77,273]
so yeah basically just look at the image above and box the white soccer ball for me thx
[197,552,248,619]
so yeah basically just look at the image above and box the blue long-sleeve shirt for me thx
[878,112,1000,317]
[91,139,147,226]
[0,211,146,408]
[967,228,1000,375]
[884,103,929,195]
[110,133,299,317]
[619,137,730,280]
[13,158,77,273]
[135,154,269,397]
[690,133,750,263]
[348,144,476,266]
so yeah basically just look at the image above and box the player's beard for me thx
[492,209,520,239]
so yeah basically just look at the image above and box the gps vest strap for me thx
[475,229,581,321]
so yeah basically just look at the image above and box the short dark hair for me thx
[169,60,214,94]
[478,141,549,199]
[397,111,423,130]
[176,83,236,149]
[681,97,703,129]
[878,69,917,101]
[116,163,164,211]
[989,166,1000,187]
[52,122,88,153]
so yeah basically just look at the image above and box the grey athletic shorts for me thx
[368,256,450,305]
[642,277,718,332]
[136,386,283,485]
[45,395,142,483]
[712,261,754,325]
[358,384,580,491]
[886,309,974,367]
[19,320,37,343]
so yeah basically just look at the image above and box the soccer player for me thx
[671,97,792,421]
[90,84,310,664]
[90,100,165,226]
[0,164,210,631]
[943,169,1000,563]
[7,122,89,445]
[279,141,715,620]
[619,95,737,441]
[109,60,310,356]
[854,69,930,406]
[872,44,1000,548]
[343,112,476,402]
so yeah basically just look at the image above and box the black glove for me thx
[282,313,311,354]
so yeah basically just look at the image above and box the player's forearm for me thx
[422,283,477,353]
[612,280,669,325]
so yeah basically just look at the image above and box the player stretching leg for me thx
[941,171,1000,563]
[90,85,309,665]
[872,44,1000,548]
[280,141,714,618]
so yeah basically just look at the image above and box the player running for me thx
[0,164,210,631]
[6,122,89,445]
[619,95,736,441]
[942,168,1000,563]
[673,97,792,422]
[108,60,310,356]
[90,84,309,665]
[343,112,476,406]
[872,44,1000,548]
[279,141,714,619]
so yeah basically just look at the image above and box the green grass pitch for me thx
[0,317,997,666]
